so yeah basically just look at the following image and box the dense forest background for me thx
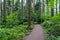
[0,0,60,40]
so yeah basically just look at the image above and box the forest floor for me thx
[23,24,45,40]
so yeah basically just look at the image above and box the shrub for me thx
[6,11,19,27]
[42,14,60,40]
[0,25,34,40]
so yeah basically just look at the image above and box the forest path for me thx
[23,24,45,40]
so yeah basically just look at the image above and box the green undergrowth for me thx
[0,24,34,40]
[41,14,60,40]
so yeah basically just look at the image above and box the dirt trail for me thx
[24,24,45,40]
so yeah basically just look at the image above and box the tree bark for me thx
[46,0,49,13]
[12,0,14,12]
[39,0,42,23]
[59,0,60,13]
[42,0,45,13]
[1,0,2,19]
[21,0,24,17]
[3,0,6,24]
[56,0,57,14]
[7,0,11,15]
[18,0,20,9]
[28,0,31,26]
[51,8,54,17]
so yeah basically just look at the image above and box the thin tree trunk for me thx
[21,0,24,13]
[42,0,45,13]
[3,0,6,24]
[21,0,24,24]
[21,0,24,18]
[7,0,11,15]
[56,0,57,14]
[46,0,49,13]
[18,0,20,9]
[51,8,54,16]
[1,0,2,19]
[12,0,14,12]
[28,0,31,26]
[59,0,60,13]
[17,0,21,22]
[51,1,54,17]
[39,0,41,15]
[39,0,42,23]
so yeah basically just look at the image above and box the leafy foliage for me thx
[6,11,19,27]
[0,25,34,40]
[42,14,60,40]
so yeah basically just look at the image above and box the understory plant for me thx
[42,14,60,40]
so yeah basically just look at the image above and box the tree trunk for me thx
[18,0,20,11]
[1,0,2,19]
[12,0,14,12]
[28,0,31,26]
[59,0,60,13]
[46,0,49,13]
[3,0,6,24]
[39,0,42,23]
[56,0,57,14]
[51,8,54,17]
[42,0,45,13]
[17,0,21,22]
[21,0,24,18]
[7,0,11,15]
